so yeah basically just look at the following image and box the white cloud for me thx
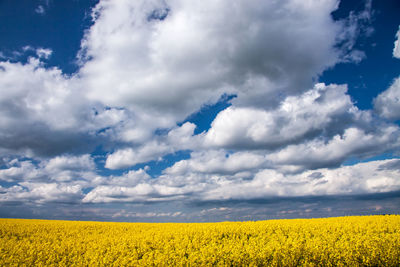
[81,158,400,204]
[0,155,96,184]
[267,126,400,171]
[45,154,95,172]
[82,184,155,203]
[0,56,129,157]
[393,26,400,59]
[0,59,76,129]
[167,122,198,147]
[203,81,400,172]
[97,169,151,187]
[374,77,400,120]
[105,122,199,169]
[0,158,150,204]
[36,48,52,59]
[205,83,357,149]
[0,160,39,182]
[199,159,400,201]
[0,0,373,164]
[82,181,203,204]
[334,0,372,64]
[164,150,266,176]
[35,5,46,15]
[3,153,399,205]
[0,183,83,204]
[0,59,86,156]
[79,0,342,130]
[83,166,208,204]
[105,142,172,169]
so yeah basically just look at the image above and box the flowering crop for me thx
[0,215,399,266]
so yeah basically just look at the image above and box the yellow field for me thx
[0,215,399,266]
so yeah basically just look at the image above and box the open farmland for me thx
[0,215,399,266]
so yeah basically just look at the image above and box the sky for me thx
[0,0,399,222]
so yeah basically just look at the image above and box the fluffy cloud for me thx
[0,56,127,158]
[267,126,400,172]
[0,160,39,182]
[203,80,400,172]
[394,26,400,59]
[92,169,151,187]
[2,153,399,207]
[374,77,400,120]
[196,159,400,201]
[164,150,266,176]
[82,184,155,203]
[105,143,172,170]
[0,183,83,204]
[81,158,400,204]
[0,47,194,171]
[82,179,193,204]
[79,0,343,129]
[45,154,95,172]
[205,83,357,150]
[0,155,96,184]
[105,122,199,169]
[0,58,78,131]
[82,167,206,203]
[0,154,98,204]
[0,0,372,164]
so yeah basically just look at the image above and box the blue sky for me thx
[0,0,399,222]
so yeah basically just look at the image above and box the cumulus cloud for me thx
[205,83,357,150]
[0,59,80,157]
[203,80,400,172]
[0,183,83,204]
[82,167,205,204]
[0,154,99,204]
[0,160,39,183]
[45,154,95,172]
[0,55,128,157]
[198,159,400,201]
[0,0,374,164]
[79,0,343,129]
[82,180,196,204]
[374,77,400,120]
[394,26,400,59]
[82,184,155,203]
[93,169,151,187]
[267,126,400,172]
[105,143,172,170]
[164,150,266,176]
[0,155,96,185]
[105,122,199,169]
[80,158,400,204]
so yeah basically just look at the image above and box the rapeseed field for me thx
[0,215,399,266]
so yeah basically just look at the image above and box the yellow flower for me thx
[0,215,399,266]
